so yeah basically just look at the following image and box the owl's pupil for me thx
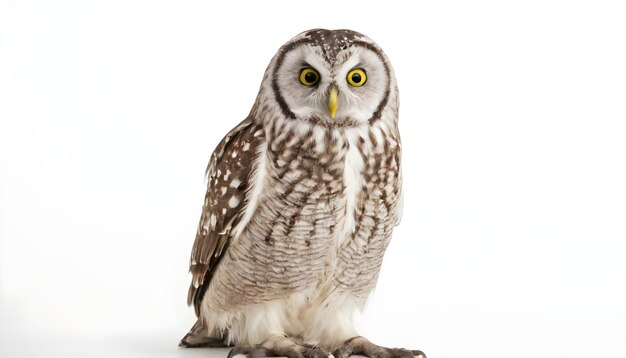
[352,73,362,83]
[305,72,317,83]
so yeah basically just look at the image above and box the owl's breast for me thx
[256,126,348,259]
[258,122,401,294]
[213,121,400,306]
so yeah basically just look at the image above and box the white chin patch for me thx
[340,108,371,122]
[293,107,325,119]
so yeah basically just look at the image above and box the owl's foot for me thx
[333,336,425,358]
[228,341,328,358]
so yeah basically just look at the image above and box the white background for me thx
[1,1,625,357]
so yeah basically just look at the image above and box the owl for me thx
[180,29,425,358]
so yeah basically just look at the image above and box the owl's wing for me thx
[187,116,264,315]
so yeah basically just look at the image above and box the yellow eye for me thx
[347,68,367,87]
[299,68,320,86]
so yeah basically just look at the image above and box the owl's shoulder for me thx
[206,117,264,178]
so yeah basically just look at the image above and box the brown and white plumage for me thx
[187,117,264,315]
[181,29,422,358]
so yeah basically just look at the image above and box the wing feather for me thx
[187,116,264,315]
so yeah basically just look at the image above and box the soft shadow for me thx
[108,332,231,358]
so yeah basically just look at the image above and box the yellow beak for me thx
[328,87,338,120]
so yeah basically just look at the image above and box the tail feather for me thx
[179,319,228,348]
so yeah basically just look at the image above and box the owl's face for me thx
[260,29,395,126]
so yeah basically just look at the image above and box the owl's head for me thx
[253,29,398,127]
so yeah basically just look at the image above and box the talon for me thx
[334,336,425,358]
[249,348,271,358]
[228,346,253,358]
[332,346,352,358]
[303,347,328,358]
[229,342,328,358]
